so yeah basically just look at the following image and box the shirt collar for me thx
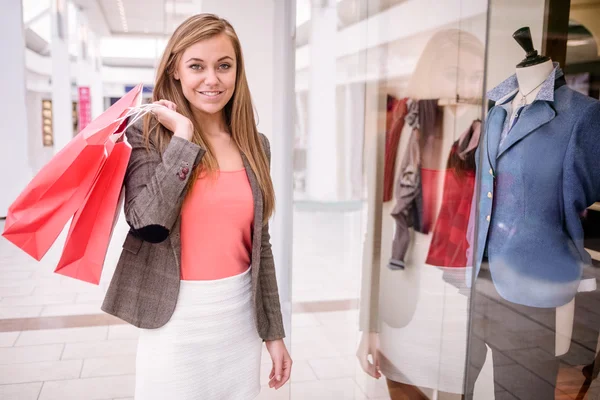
[487,62,563,105]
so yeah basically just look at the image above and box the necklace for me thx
[516,78,546,107]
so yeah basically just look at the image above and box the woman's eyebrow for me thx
[185,56,234,63]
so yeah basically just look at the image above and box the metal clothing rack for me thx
[437,95,483,106]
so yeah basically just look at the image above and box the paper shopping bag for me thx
[54,136,132,284]
[2,84,143,260]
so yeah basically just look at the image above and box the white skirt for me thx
[134,267,262,400]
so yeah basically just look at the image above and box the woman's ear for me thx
[174,71,180,80]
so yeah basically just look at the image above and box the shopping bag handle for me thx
[111,103,168,143]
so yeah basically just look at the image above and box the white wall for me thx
[0,1,31,217]
[50,0,73,154]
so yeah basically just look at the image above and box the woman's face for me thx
[174,34,237,117]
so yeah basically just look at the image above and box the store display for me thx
[472,29,600,308]
[466,26,600,400]
[358,27,487,398]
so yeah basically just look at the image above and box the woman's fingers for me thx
[277,358,292,389]
[268,356,283,388]
[154,99,176,111]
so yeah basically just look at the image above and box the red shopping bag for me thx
[2,84,143,261]
[54,134,132,285]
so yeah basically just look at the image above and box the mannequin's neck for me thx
[514,59,554,105]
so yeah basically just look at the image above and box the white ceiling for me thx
[24,0,377,67]
[22,0,203,67]
[70,0,201,37]
[95,0,199,36]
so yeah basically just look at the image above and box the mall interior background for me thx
[2,0,600,399]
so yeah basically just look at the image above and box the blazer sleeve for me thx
[563,101,600,260]
[123,121,204,243]
[258,133,286,341]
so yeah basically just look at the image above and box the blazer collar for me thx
[485,66,567,158]
[487,62,563,105]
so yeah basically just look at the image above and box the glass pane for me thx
[355,0,489,397]
[291,0,369,398]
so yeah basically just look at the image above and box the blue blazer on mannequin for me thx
[473,66,600,308]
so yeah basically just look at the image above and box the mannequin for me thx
[466,27,600,399]
[508,26,595,357]
[508,28,555,121]
[510,31,582,358]
[511,60,554,107]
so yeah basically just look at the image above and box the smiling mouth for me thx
[196,90,225,97]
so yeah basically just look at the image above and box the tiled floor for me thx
[0,311,391,399]
[0,208,392,399]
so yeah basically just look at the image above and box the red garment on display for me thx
[426,146,476,267]
[383,96,409,202]
[419,168,443,234]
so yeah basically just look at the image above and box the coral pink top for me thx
[180,169,254,281]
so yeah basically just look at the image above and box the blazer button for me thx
[486,215,491,222]
[487,192,492,199]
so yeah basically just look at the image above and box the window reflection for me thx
[359,25,486,399]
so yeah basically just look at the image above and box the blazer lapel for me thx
[241,153,263,283]
[170,149,206,275]
[485,106,506,172]
[171,217,183,272]
[498,101,556,157]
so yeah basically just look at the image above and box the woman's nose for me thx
[203,69,219,86]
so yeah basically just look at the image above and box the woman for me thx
[101,13,292,399]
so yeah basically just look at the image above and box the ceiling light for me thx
[116,0,129,33]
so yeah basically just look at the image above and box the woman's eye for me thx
[190,64,202,70]
[219,63,231,70]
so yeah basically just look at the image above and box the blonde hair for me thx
[144,13,275,223]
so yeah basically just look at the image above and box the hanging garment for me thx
[473,63,600,308]
[388,128,423,270]
[426,120,481,267]
[383,97,410,202]
[417,100,445,233]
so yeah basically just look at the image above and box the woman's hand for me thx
[150,100,193,141]
[265,339,292,390]
[356,331,381,379]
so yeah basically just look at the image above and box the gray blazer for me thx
[101,120,285,341]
